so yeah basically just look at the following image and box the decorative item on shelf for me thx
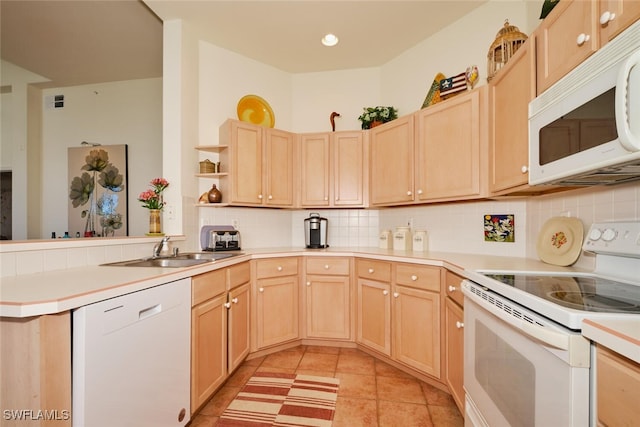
[487,19,528,82]
[148,209,162,235]
[421,72,445,108]
[466,65,479,89]
[138,177,169,236]
[198,192,209,204]
[237,94,275,128]
[199,159,215,173]
[439,72,467,100]
[330,111,341,132]
[539,0,559,19]
[357,106,398,130]
[207,184,222,203]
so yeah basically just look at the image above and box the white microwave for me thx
[529,21,640,186]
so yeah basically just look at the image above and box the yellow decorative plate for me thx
[536,217,584,266]
[237,95,275,128]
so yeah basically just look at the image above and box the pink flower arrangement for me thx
[138,178,169,210]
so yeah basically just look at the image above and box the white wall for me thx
[40,78,162,238]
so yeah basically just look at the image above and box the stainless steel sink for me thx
[100,252,242,267]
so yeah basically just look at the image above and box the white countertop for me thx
[2,246,636,362]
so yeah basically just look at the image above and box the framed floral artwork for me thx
[68,145,128,237]
[484,214,515,242]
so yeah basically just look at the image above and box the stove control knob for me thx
[589,228,602,241]
[602,228,617,242]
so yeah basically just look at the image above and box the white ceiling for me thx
[1,0,488,87]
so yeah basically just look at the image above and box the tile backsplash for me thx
[2,181,638,277]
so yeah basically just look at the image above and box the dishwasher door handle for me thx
[139,303,162,320]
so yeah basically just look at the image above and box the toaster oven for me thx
[200,225,241,251]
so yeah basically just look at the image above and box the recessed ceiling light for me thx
[321,33,339,47]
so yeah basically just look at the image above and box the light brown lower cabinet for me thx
[304,257,352,340]
[357,278,392,355]
[252,257,300,350]
[445,297,464,413]
[191,262,250,414]
[0,312,72,427]
[596,345,640,426]
[444,271,465,413]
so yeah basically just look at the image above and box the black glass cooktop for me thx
[484,274,640,313]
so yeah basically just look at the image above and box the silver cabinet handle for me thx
[448,285,457,292]
[259,287,264,293]
[224,302,231,309]
[521,165,528,173]
[258,194,263,199]
[456,321,464,329]
[411,275,418,281]
[417,189,423,195]
[306,281,311,286]
[268,195,273,200]
[324,264,330,270]
[368,268,374,274]
[406,190,412,196]
[393,292,399,298]
[382,290,389,296]
[277,266,283,271]
[232,297,239,304]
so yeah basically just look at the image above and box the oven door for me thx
[463,288,592,427]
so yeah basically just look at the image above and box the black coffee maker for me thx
[304,213,328,248]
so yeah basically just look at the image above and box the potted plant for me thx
[357,106,398,129]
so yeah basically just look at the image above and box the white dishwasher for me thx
[73,278,191,427]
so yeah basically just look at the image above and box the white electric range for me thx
[462,221,640,427]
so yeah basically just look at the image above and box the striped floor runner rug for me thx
[218,372,340,426]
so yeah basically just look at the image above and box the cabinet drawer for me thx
[395,263,440,292]
[192,269,227,306]
[445,271,465,307]
[255,257,299,279]
[229,261,250,289]
[356,259,392,282]
[306,257,350,275]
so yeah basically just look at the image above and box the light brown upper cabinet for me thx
[599,0,640,45]
[369,115,416,206]
[489,39,536,194]
[220,119,296,207]
[415,87,488,202]
[299,131,368,208]
[536,0,640,94]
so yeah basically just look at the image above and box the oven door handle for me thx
[520,321,569,350]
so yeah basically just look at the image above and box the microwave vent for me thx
[550,161,640,186]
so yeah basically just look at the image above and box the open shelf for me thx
[195,145,228,152]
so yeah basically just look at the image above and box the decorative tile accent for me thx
[484,214,515,242]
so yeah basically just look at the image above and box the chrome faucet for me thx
[152,236,172,258]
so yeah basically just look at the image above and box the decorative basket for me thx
[199,159,215,174]
[487,20,528,82]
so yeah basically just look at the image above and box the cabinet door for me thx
[228,121,263,205]
[255,275,299,349]
[415,88,484,201]
[356,279,391,355]
[299,133,331,207]
[265,128,296,206]
[536,0,599,94]
[445,297,465,414]
[599,0,640,45]
[305,275,351,340]
[489,41,535,193]
[191,294,227,413]
[392,285,440,378]
[228,283,250,373]
[597,345,640,426]
[334,131,367,207]
[369,115,415,206]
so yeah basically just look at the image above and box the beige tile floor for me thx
[189,345,464,427]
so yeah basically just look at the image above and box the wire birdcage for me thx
[487,19,528,82]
